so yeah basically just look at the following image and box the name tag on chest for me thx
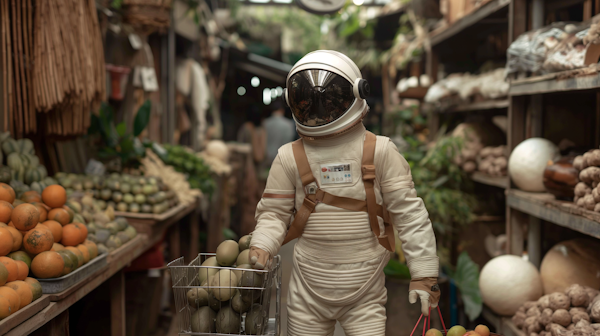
[320,163,352,185]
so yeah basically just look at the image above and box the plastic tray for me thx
[37,253,108,294]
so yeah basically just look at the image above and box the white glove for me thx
[409,289,438,316]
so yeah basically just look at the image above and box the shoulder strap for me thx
[362,132,395,252]
[291,139,315,187]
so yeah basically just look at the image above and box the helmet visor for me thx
[288,69,356,127]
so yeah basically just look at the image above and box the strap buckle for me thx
[304,182,318,196]
[362,165,376,180]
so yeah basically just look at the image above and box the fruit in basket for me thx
[208,292,223,311]
[191,306,216,333]
[141,204,152,213]
[51,243,64,251]
[8,251,31,269]
[198,257,219,284]
[61,224,83,247]
[0,200,13,223]
[31,251,64,278]
[48,208,69,226]
[95,230,110,244]
[245,304,265,335]
[6,281,33,308]
[0,286,20,312]
[187,287,209,307]
[97,244,108,255]
[216,305,240,334]
[40,220,62,243]
[116,232,130,244]
[124,226,137,240]
[211,270,238,301]
[216,240,239,267]
[0,263,7,286]
[239,271,263,304]
[23,227,53,255]
[425,329,443,336]
[475,324,490,336]
[31,202,48,222]
[76,245,90,263]
[447,325,467,336]
[231,292,251,314]
[14,261,28,280]
[41,185,66,208]
[129,203,140,213]
[237,249,250,266]
[0,296,12,318]
[232,264,251,282]
[64,247,84,268]
[73,223,87,242]
[84,241,98,258]
[106,236,123,250]
[24,278,42,301]
[11,204,39,231]
[0,183,16,204]
[239,235,251,252]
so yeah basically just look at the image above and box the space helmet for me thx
[283,50,370,139]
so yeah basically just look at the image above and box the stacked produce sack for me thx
[0,183,105,319]
[572,150,600,211]
[511,284,600,336]
[187,235,272,334]
[55,173,180,214]
[477,146,508,177]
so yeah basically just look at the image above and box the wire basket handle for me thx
[409,306,447,336]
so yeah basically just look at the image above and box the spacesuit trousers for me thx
[286,244,390,336]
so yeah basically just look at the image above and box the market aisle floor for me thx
[271,240,345,336]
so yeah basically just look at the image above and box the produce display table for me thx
[0,199,200,336]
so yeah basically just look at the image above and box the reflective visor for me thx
[288,70,356,127]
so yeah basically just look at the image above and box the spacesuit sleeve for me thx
[250,154,296,257]
[378,140,439,279]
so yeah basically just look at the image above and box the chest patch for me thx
[319,163,352,185]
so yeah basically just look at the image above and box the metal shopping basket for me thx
[168,253,282,336]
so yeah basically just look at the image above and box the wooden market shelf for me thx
[509,65,600,96]
[430,0,510,47]
[471,172,509,189]
[116,199,199,235]
[506,189,600,239]
[439,99,509,113]
[482,305,525,336]
[0,296,51,335]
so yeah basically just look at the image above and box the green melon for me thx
[7,152,23,171]
[1,138,18,156]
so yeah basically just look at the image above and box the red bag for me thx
[410,307,448,336]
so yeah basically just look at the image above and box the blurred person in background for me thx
[263,98,296,167]
[237,105,267,171]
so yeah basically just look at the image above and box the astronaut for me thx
[249,50,440,336]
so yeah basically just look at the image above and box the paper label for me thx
[141,67,159,92]
[129,33,143,50]
[320,163,352,185]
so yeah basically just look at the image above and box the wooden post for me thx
[507,207,526,255]
[596,92,600,148]
[169,221,181,260]
[190,206,200,259]
[532,0,544,29]
[528,217,542,267]
[426,49,439,83]
[584,0,593,20]
[110,270,126,336]
[509,0,527,43]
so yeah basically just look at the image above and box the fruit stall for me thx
[381,0,600,334]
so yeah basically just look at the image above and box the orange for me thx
[57,251,74,276]
[8,222,27,237]
[72,223,87,243]
[51,243,65,251]
[6,226,22,252]
[24,277,42,301]
[47,208,69,226]
[0,286,20,313]
[0,296,12,318]
[64,247,84,268]
[0,228,13,256]
[0,201,13,224]
[11,204,40,231]
[0,263,8,286]
[14,261,28,280]
[76,245,90,264]
[60,224,82,247]
[62,206,74,223]
[42,185,67,209]
[0,184,15,204]
[23,227,53,255]
[5,281,32,308]
[31,203,48,223]
[40,220,62,243]
[0,257,18,282]
[31,251,64,279]
[475,325,490,336]
[83,241,98,259]
[8,251,31,269]
[0,223,5,228]
[20,191,41,203]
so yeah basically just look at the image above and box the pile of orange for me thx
[0,183,98,318]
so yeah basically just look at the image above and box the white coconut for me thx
[540,239,600,294]
[480,255,543,316]
[206,140,229,163]
[508,138,559,192]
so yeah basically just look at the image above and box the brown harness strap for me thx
[282,133,395,252]
[362,132,395,252]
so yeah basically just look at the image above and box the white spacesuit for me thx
[249,50,440,336]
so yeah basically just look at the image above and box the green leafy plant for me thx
[88,101,151,168]
[446,252,482,321]
[156,144,215,197]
